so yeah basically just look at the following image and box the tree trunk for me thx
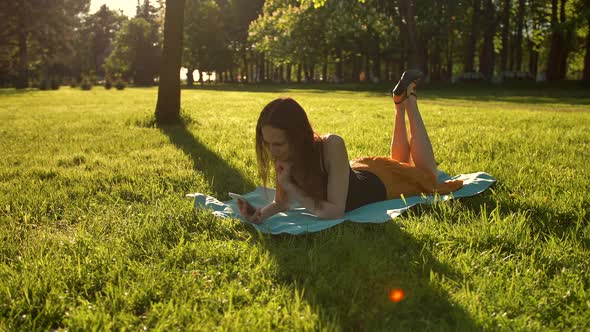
[500,0,511,73]
[465,0,480,73]
[514,0,525,72]
[373,54,381,82]
[431,39,441,80]
[322,58,328,82]
[155,0,185,124]
[446,0,455,80]
[558,0,570,79]
[259,53,265,82]
[297,64,302,82]
[352,56,360,82]
[401,0,422,70]
[547,0,560,80]
[15,8,29,89]
[364,54,371,81]
[528,41,538,79]
[421,38,429,76]
[186,67,194,86]
[241,46,248,82]
[447,30,454,80]
[584,17,590,81]
[479,0,496,79]
[398,51,406,79]
[335,48,343,83]
[286,63,292,82]
[198,69,204,84]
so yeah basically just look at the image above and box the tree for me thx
[584,16,590,81]
[104,16,161,84]
[399,0,423,71]
[324,1,368,82]
[513,0,526,72]
[499,0,511,73]
[134,0,163,85]
[227,0,265,82]
[0,0,89,88]
[546,0,571,80]
[464,0,481,73]
[155,0,185,124]
[79,5,126,79]
[249,0,329,82]
[479,0,497,79]
[105,18,151,80]
[183,0,231,84]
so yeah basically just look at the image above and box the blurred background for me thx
[1,0,589,89]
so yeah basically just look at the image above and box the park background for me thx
[1,0,590,331]
[2,0,590,87]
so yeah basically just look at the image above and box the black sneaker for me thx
[391,69,424,97]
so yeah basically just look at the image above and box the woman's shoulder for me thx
[319,134,346,156]
[320,133,345,146]
[319,134,349,171]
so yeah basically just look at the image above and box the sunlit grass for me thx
[0,85,589,330]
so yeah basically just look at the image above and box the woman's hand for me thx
[276,161,293,188]
[237,198,264,224]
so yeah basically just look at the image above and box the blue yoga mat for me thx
[189,171,496,235]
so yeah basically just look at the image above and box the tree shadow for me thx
[157,119,256,198]
[261,222,480,331]
[458,185,589,240]
[181,82,391,95]
[425,85,590,107]
[447,185,590,270]
[181,81,590,106]
[0,88,44,95]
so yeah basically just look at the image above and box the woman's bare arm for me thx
[281,135,350,219]
[238,180,290,223]
[258,183,290,220]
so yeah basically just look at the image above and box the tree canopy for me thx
[1,0,589,88]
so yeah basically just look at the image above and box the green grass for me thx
[0,85,589,331]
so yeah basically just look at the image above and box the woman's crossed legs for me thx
[390,82,437,178]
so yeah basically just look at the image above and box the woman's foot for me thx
[393,82,418,104]
[391,69,423,104]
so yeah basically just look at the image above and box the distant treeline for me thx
[1,0,589,88]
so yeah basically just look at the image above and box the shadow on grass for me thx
[0,88,45,95]
[262,222,479,331]
[459,182,588,229]
[182,81,590,107]
[157,118,256,198]
[458,187,590,251]
[181,82,391,97]
[425,82,590,107]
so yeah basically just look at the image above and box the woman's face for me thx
[261,126,290,161]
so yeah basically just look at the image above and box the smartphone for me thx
[229,193,256,215]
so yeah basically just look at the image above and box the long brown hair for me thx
[256,98,327,202]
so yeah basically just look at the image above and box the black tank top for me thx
[319,140,387,212]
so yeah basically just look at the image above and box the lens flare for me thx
[389,288,405,302]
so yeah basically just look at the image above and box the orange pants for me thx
[350,156,463,199]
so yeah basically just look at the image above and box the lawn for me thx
[0,84,589,331]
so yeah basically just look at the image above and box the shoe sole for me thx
[391,70,424,97]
